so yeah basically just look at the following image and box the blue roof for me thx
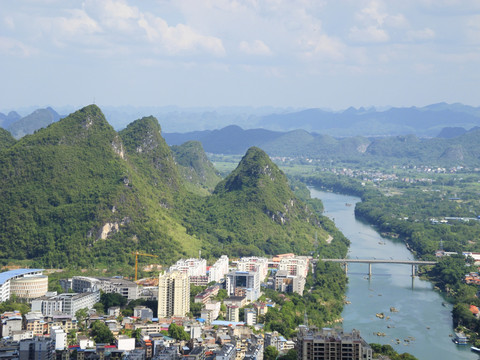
[0,269,44,286]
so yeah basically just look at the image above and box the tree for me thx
[278,349,297,360]
[100,292,127,310]
[168,323,190,341]
[93,302,105,315]
[67,329,77,346]
[90,320,114,344]
[75,308,89,332]
[264,345,279,360]
[132,328,143,345]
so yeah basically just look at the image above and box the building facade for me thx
[158,271,190,318]
[296,327,372,360]
[226,271,260,302]
[0,269,45,302]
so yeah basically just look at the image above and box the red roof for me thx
[470,305,479,314]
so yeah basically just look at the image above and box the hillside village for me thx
[0,253,340,359]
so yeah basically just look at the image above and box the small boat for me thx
[390,307,399,312]
[375,313,385,319]
[471,346,480,353]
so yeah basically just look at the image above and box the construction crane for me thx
[132,251,158,281]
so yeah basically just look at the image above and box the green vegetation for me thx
[171,141,222,195]
[262,260,347,338]
[186,147,332,258]
[167,323,190,341]
[264,345,279,360]
[90,320,115,344]
[0,128,15,150]
[370,343,418,360]
[0,106,334,268]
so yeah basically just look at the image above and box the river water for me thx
[310,188,478,360]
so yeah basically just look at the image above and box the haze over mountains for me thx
[2,103,480,168]
[3,102,480,137]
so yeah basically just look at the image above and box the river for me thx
[310,188,478,360]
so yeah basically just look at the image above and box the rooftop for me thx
[0,269,44,286]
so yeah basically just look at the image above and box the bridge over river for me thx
[321,258,437,277]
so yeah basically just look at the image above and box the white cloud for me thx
[239,40,272,56]
[349,25,389,43]
[355,0,388,25]
[406,28,435,41]
[0,36,35,57]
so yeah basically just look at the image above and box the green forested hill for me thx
[0,106,196,268]
[185,147,333,257]
[171,141,222,196]
[0,106,334,269]
[0,128,15,150]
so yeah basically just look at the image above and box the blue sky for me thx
[1,0,480,111]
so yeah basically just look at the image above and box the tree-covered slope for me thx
[0,128,16,150]
[186,147,332,257]
[0,106,199,268]
[171,141,221,196]
[0,106,341,269]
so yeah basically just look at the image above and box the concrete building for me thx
[209,255,229,283]
[31,291,100,317]
[236,257,268,280]
[278,256,309,278]
[244,343,263,360]
[0,311,22,337]
[50,326,66,350]
[216,343,236,360]
[25,312,47,336]
[226,305,239,323]
[71,276,139,300]
[0,269,45,302]
[296,327,372,360]
[158,271,190,318]
[19,337,55,360]
[117,335,135,351]
[10,275,48,299]
[274,270,306,295]
[134,306,153,321]
[194,285,220,304]
[226,271,260,302]
[169,258,207,277]
[244,309,257,326]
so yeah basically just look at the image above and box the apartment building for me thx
[158,271,190,318]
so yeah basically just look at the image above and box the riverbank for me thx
[311,188,478,360]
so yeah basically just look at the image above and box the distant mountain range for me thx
[164,125,480,167]
[3,102,480,167]
[2,102,480,137]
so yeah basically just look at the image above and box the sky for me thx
[1,0,480,111]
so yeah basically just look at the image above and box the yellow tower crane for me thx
[132,251,158,281]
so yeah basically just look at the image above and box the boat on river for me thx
[471,346,480,353]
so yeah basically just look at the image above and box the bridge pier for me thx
[412,264,416,277]
[368,263,372,277]
[343,262,348,275]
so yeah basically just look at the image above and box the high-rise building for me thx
[236,257,269,280]
[158,271,190,318]
[209,255,229,283]
[226,271,260,302]
[296,327,372,360]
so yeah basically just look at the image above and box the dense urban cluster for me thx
[0,254,373,360]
